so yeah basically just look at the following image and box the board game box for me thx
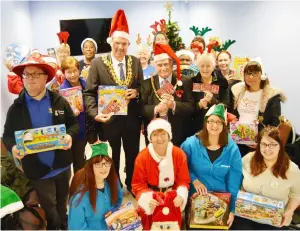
[14,124,67,155]
[230,121,258,145]
[59,86,84,113]
[235,191,284,227]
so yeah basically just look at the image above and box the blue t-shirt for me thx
[143,65,156,80]
[25,90,69,179]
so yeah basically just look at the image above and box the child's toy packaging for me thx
[235,191,284,227]
[189,192,231,230]
[14,124,67,155]
[230,121,258,145]
[59,86,84,113]
[105,202,142,230]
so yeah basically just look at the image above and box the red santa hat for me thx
[107,9,130,44]
[147,118,172,141]
[153,44,182,86]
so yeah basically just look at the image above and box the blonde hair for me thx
[137,44,151,55]
[56,43,70,54]
[196,53,216,68]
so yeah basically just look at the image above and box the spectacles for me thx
[244,72,260,78]
[22,72,46,79]
[94,162,112,168]
[207,120,223,126]
[65,69,79,75]
[260,142,279,149]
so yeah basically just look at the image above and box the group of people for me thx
[2,8,300,231]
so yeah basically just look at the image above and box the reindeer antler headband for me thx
[150,19,168,35]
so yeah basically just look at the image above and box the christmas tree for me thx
[165,1,185,51]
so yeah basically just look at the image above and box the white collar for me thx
[110,52,126,65]
[158,74,172,85]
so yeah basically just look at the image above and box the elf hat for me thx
[204,104,227,124]
[81,38,98,53]
[154,43,182,86]
[175,49,195,62]
[90,142,109,159]
[107,9,130,44]
[147,118,172,141]
[0,185,24,218]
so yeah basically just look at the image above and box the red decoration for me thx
[176,90,184,98]
[191,42,204,54]
[57,31,70,44]
[164,177,170,182]
[150,19,167,35]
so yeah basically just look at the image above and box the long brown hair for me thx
[198,117,228,147]
[250,128,290,179]
[243,61,269,90]
[69,155,119,212]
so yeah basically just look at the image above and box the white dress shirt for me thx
[111,52,126,80]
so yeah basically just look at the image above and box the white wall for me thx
[1,1,300,131]
[1,0,33,134]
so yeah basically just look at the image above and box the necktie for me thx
[161,79,169,88]
[118,63,125,81]
[159,79,169,121]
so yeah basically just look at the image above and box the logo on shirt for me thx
[54,110,64,116]
[49,108,52,114]
[220,165,231,168]
[270,180,279,189]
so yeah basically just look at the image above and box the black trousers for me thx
[231,216,285,230]
[71,138,87,173]
[31,168,71,229]
[104,116,141,191]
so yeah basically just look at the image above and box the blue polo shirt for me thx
[25,90,69,179]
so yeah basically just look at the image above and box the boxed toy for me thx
[235,191,284,227]
[98,85,128,115]
[105,202,142,230]
[59,86,84,113]
[230,121,258,145]
[189,192,231,230]
[14,124,67,156]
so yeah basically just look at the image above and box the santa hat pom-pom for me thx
[162,207,170,215]
[177,80,183,87]
[107,37,112,44]
[261,74,267,80]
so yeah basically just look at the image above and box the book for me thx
[189,192,231,230]
[233,56,249,80]
[59,86,84,113]
[192,83,220,94]
[235,191,284,227]
[230,121,258,145]
[98,85,128,115]
[105,202,143,230]
[46,77,60,93]
[14,124,67,156]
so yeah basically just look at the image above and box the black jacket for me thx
[2,90,79,180]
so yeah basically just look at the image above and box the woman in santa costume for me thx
[131,118,190,230]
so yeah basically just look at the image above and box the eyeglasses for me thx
[65,69,79,75]
[207,120,223,126]
[260,142,279,149]
[94,162,112,168]
[244,72,260,78]
[22,72,46,79]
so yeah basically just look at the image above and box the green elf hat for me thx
[204,104,227,124]
[0,185,24,218]
[90,142,109,159]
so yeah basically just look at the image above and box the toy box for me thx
[46,77,60,93]
[230,121,258,145]
[105,202,142,230]
[14,124,67,155]
[98,85,128,115]
[235,191,284,227]
[59,86,84,113]
[189,192,231,230]
[4,43,30,68]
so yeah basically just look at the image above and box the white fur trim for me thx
[112,31,130,41]
[0,201,24,218]
[261,74,267,80]
[148,142,174,188]
[81,38,98,52]
[177,80,183,87]
[175,49,195,61]
[107,37,112,44]
[147,118,172,141]
[250,57,268,79]
[137,191,154,215]
[162,207,170,215]
[176,186,189,211]
[154,53,170,62]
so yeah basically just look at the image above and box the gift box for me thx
[235,191,284,227]
[105,202,142,230]
[59,86,84,113]
[98,85,128,115]
[230,121,258,145]
[189,192,231,230]
[14,124,67,155]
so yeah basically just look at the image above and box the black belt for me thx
[148,184,172,193]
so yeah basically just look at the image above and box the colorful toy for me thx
[230,121,258,145]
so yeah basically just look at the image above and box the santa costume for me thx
[131,118,190,230]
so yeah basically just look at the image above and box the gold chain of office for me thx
[151,76,163,102]
[101,55,133,86]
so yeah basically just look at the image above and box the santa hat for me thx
[154,43,182,86]
[147,118,172,141]
[205,104,227,124]
[81,38,98,53]
[107,9,130,44]
[175,49,195,62]
[0,185,24,218]
[151,191,182,229]
[248,57,268,80]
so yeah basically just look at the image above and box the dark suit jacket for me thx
[83,54,143,139]
[140,73,195,146]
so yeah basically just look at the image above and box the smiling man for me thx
[83,9,143,195]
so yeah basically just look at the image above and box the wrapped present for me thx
[14,124,67,156]
[98,86,128,115]
[192,83,220,94]
[157,81,175,96]
[105,202,142,230]
[59,86,84,113]
[230,121,258,145]
[189,192,231,230]
[235,191,284,227]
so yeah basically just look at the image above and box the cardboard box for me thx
[235,191,284,227]
[105,202,142,230]
[59,86,84,113]
[189,192,231,230]
[14,124,67,155]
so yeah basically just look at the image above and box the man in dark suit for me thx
[140,44,194,146]
[83,9,143,193]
